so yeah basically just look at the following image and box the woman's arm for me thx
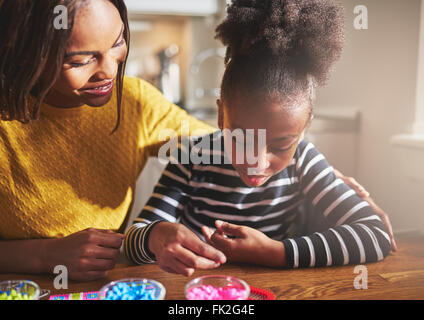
[0,238,48,274]
[137,79,215,160]
[0,229,124,282]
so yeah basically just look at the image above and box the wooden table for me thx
[1,233,423,300]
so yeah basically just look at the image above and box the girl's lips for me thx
[245,175,268,186]
[239,170,271,186]
[80,80,114,96]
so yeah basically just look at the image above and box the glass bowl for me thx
[99,278,166,300]
[0,280,41,300]
[185,275,250,300]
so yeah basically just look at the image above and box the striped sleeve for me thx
[282,141,391,268]
[123,140,193,265]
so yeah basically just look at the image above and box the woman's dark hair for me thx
[0,0,130,133]
[216,0,344,107]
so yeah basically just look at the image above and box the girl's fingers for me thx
[164,257,195,277]
[176,245,221,270]
[209,230,233,251]
[215,220,245,237]
[201,226,213,243]
[182,231,226,264]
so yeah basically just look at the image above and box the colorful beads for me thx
[103,282,157,300]
[186,284,248,300]
[0,289,31,300]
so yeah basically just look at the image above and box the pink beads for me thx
[186,284,247,300]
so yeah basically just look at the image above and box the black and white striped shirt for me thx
[124,131,391,268]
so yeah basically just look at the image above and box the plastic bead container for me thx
[185,275,250,300]
[0,280,41,300]
[99,278,166,300]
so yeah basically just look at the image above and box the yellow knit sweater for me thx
[0,77,214,240]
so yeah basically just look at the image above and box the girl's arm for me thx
[123,140,226,276]
[281,142,391,268]
[334,169,397,251]
[203,142,391,269]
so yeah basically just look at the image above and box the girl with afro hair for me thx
[124,0,393,274]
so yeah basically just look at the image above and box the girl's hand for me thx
[44,228,125,282]
[202,220,286,268]
[148,222,227,277]
[334,169,398,252]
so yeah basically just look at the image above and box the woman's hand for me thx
[202,220,286,268]
[334,169,398,251]
[44,228,125,282]
[148,222,227,277]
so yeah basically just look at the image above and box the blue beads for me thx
[104,282,157,300]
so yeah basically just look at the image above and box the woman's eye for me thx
[68,58,94,68]
[113,38,125,48]
[69,62,89,67]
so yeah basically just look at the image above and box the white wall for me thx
[316,0,424,233]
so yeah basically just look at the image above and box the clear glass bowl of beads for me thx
[99,278,166,300]
[185,275,250,300]
[0,280,41,300]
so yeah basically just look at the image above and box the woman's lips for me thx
[80,80,114,96]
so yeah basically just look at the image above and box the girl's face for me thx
[218,93,311,187]
[45,0,127,108]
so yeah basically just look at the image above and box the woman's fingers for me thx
[93,246,121,260]
[93,232,125,249]
[334,169,370,198]
[365,197,398,252]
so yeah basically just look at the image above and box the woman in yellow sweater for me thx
[0,0,396,281]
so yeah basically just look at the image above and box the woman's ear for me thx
[217,99,224,130]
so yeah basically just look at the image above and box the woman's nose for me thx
[95,54,118,80]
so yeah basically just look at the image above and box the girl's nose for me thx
[247,146,270,174]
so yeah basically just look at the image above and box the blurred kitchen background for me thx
[123,0,424,235]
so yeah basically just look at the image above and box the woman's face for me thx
[46,0,127,108]
[218,93,311,187]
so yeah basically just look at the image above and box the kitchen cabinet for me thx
[125,0,219,16]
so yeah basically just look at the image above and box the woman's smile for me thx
[79,79,114,97]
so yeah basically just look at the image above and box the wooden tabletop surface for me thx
[1,233,423,300]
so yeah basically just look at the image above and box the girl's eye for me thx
[232,136,245,145]
[271,145,293,153]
